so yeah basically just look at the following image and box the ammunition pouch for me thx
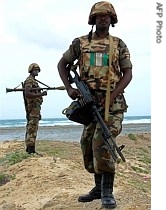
[62,100,94,126]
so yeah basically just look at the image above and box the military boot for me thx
[101,172,117,209]
[78,173,102,202]
[26,145,36,154]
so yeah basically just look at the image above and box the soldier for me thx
[57,1,132,209]
[24,63,47,154]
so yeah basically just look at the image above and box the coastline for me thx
[0,123,151,142]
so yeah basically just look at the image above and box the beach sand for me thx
[0,132,151,210]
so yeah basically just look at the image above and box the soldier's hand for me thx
[42,91,47,96]
[66,86,80,100]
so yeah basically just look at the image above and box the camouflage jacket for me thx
[63,33,132,112]
[63,33,132,90]
[24,75,43,106]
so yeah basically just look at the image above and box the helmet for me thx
[28,63,40,73]
[88,1,118,26]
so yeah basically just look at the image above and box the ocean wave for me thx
[0,116,151,128]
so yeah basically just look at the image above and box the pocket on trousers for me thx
[110,94,128,112]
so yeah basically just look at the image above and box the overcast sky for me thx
[0,0,151,120]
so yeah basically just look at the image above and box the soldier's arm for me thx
[57,38,81,100]
[110,39,133,102]
[24,84,47,98]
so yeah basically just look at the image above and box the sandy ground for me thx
[0,133,151,210]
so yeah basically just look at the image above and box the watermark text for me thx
[156,2,163,43]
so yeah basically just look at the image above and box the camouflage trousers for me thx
[25,117,40,147]
[80,112,124,174]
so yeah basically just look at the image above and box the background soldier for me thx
[24,63,47,154]
[57,1,132,209]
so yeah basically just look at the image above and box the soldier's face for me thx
[32,69,40,76]
[95,14,111,30]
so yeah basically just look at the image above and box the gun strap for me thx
[35,79,50,88]
[104,35,114,122]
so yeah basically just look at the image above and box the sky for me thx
[0,0,151,120]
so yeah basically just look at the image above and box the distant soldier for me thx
[23,63,47,154]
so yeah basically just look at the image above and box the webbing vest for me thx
[78,34,121,90]
[24,76,43,105]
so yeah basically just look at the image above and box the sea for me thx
[0,116,151,142]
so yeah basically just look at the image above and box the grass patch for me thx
[36,141,68,157]
[131,166,149,174]
[128,133,137,140]
[0,151,30,166]
[36,140,79,159]
[0,173,14,186]
[127,178,150,193]
[138,147,149,154]
[138,156,151,164]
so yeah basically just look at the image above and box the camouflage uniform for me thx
[59,1,132,207]
[24,75,43,147]
[63,33,132,174]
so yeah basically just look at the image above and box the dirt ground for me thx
[0,133,151,210]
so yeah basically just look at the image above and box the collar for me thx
[92,32,110,39]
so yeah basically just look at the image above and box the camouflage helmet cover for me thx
[88,1,118,25]
[28,63,40,73]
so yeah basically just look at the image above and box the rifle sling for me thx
[104,35,114,122]
[35,79,50,88]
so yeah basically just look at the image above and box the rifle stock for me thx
[69,65,126,163]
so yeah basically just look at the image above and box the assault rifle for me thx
[68,65,126,163]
